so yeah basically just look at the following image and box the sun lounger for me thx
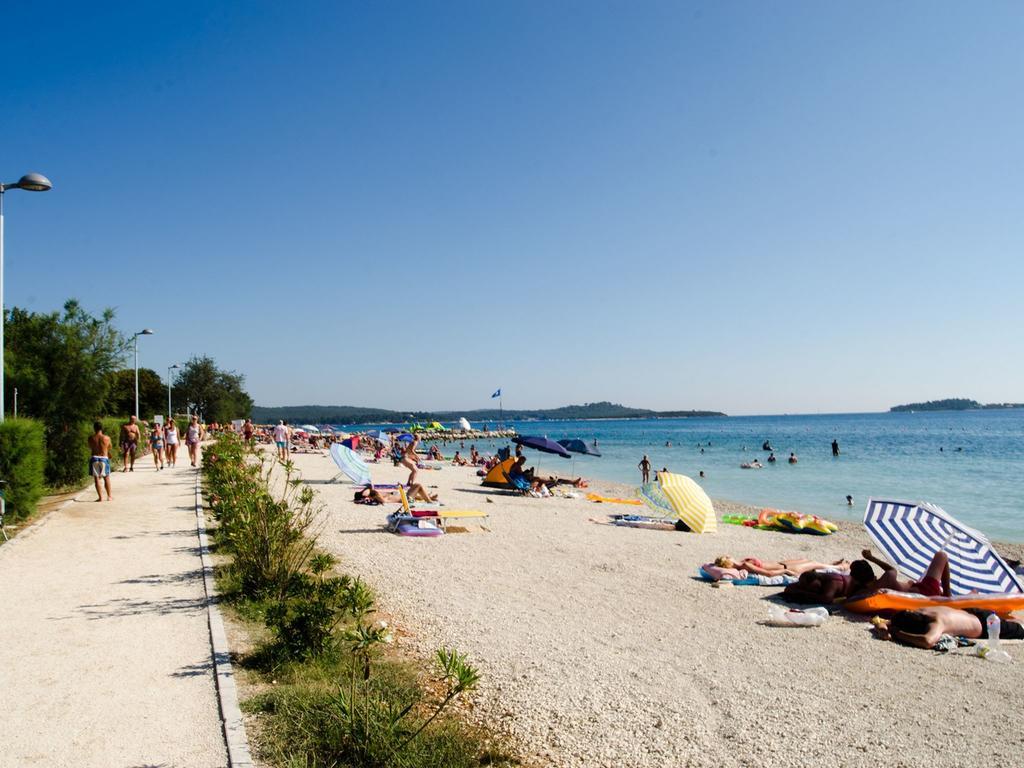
[397,486,489,530]
[502,469,532,494]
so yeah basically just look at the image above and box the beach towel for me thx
[698,566,797,587]
[586,493,643,506]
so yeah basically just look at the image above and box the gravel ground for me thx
[281,448,1024,768]
[0,461,227,768]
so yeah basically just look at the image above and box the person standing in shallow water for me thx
[638,455,651,483]
[832,439,840,457]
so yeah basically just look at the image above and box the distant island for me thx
[252,401,726,425]
[890,398,1023,413]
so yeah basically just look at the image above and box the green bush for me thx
[0,417,47,521]
[45,420,93,487]
[204,435,317,599]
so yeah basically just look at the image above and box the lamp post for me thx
[133,329,155,419]
[167,363,180,419]
[1,172,52,422]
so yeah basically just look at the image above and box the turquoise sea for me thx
[341,410,1024,542]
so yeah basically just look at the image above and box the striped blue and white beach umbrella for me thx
[863,498,1023,595]
[330,443,371,486]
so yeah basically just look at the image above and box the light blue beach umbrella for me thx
[637,481,674,517]
[330,443,371,486]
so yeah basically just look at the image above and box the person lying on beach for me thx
[875,607,1024,649]
[353,484,439,505]
[850,548,952,598]
[452,451,469,466]
[782,569,857,604]
[530,475,589,489]
[714,556,850,578]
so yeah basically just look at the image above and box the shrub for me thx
[45,420,93,487]
[204,435,318,599]
[0,417,46,521]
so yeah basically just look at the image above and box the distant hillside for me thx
[890,398,1023,413]
[252,400,726,425]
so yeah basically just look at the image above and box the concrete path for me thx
[0,459,228,768]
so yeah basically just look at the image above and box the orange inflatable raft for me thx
[844,589,1024,616]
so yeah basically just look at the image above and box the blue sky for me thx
[3,2,1021,415]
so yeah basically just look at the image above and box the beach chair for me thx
[501,468,532,495]
[397,486,489,531]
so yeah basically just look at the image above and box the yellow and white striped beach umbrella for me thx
[658,472,717,533]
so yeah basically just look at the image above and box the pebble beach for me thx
[281,450,1024,768]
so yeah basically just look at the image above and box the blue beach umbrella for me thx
[397,433,415,443]
[864,498,1023,595]
[512,435,571,479]
[557,438,601,457]
[513,436,572,458]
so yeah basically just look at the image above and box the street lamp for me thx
[133,329,154,419]
[167,363,180,419]
[1,172,52,422]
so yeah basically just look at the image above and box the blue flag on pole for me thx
[491,389,501,398]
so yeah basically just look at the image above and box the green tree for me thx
[4,300,128,485]
[172,355,253,423]
[105,367,166,418]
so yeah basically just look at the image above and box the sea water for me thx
[341,410,1024,542]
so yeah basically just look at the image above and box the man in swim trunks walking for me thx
[119,415,140,472]
[89,421,113,502]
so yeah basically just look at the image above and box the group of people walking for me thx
[142,415,203,470]
[86,415,204,502]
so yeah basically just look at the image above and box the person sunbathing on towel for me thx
[851,548,952,598]
[714,555,849,578]
[876,606,1024,649]
[353,484,438,505]
[452,451,469,466]
[783,569,858,604]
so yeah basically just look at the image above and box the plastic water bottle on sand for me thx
[767,604,828,627]
[976,614,1011,663]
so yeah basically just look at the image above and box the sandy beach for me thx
[271,449,1024,768]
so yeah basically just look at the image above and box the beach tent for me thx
[459,417,472,431]
[650,472,717,534]
[329,443,371,485]
[864,498,1023,595]
[482,458,517,488]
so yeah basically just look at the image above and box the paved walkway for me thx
[0,458,228,767]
